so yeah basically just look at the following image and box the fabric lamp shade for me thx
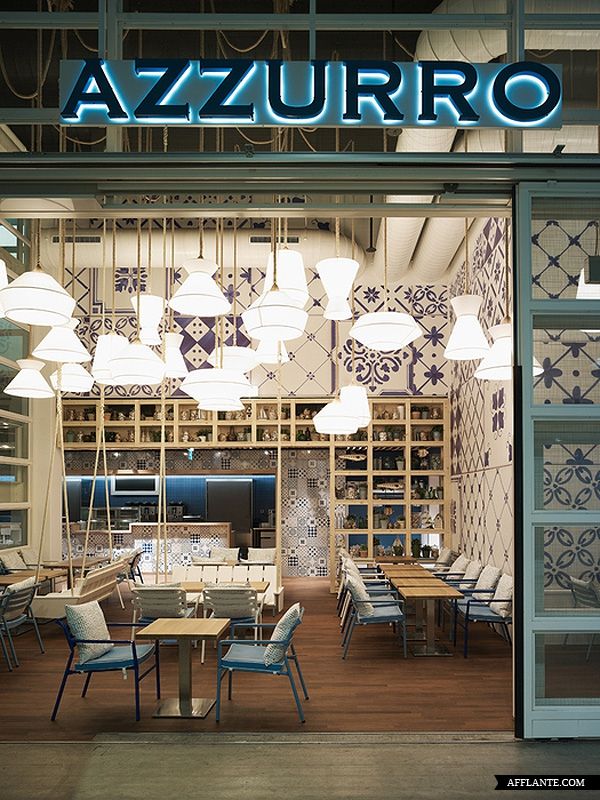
[50,363,94,393]
[264,249,309,309]
[349,311,423,352]
[474,323,512,381]
[316,257,359,320]
[130,295,166,346]
[108,339,165,387]
[91,333,129,385]
[444,295,490,361]
[168,257,230,317]
[313,398,359,436]
[164,332,188,379]
[208,345,259,373]
[5,358,54,398]
[255,339,290,365]
[242,288,308,342]
[339,384,371,427]
[32,319,91,363]
[1,267,75,327]
[180,367,251,411]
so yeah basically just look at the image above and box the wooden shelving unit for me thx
[61,395,450,589]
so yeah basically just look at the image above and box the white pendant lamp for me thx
[264,248,309,309]
[164,332,188,379]
[180,367,251,411]
[242,286,308,342]
[255,338,290,365]
[108,339,166,387]
[1,267,76,328]
[32,318,91,364]
[444,294,490,361]
[169,257,231,317]
[314,398,359,436]
[91,333,129,385]
[50,363,94,393]
[316,256,360,320]
[208,344,259,373]
[5,358,54,398]
[339,384,371,427]
[130,295,166,346]
[474,323,512,381]
[350,311,423,352]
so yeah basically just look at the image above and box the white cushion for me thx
[191,557,229,566]
[460,560,482,590]
[5,575,36,594]
[1,550,28,571]
[247,547,276,564]
[345,575,374,617]
[448,554,469,576]
[490,574,513,618]
[343,559,361,577]
[473,564,501,600]
[65,601,113,664]
[210,547,239,562]
[18,546,39,566]
[264,602,301,666]
[436,547,454,566]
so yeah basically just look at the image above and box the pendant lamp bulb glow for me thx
[4,358,54,399]
[444,295,490,361]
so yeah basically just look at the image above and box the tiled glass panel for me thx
[535,633,600,705]
[535,526,600,614]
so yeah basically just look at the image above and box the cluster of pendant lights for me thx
[1,217,536,424]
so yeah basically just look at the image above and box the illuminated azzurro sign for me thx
[59,59,562,128]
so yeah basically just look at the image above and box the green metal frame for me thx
[516,181,600,739]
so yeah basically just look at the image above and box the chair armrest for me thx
[106,621,149,628]
[460,587,496,596]
[74,637,134,646]
[354,598,404,608]
[230,621,277,634]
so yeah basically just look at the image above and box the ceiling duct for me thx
[368,0,600,285]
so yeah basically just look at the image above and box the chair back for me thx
[132,587,188,619]
[0,585,36,621]
[201,565,218,584]
[204,586,258,619]
[247,564,264,582]
[216,565,234,583]
[171,565,188,582]
[569,576,600,609]
[232,565,248,583]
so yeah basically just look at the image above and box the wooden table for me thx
[180,580,269,596]
[0,569,68,591]
[138,617,230,719]
[391,577,442,587]
[394,583,462,656]
[43,556,109,571]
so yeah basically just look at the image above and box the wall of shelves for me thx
[61,395,449,588]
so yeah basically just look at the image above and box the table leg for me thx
[153,638,218,719]
[411,599,453,656]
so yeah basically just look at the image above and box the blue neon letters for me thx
[59,59,562,128]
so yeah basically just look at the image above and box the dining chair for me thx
[201,586,262,663]
[215,603,308,723]
[0,580,45,671]
[131,586,198,625]
[341,576,407,660]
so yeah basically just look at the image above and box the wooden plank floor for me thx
[0,578,513,739]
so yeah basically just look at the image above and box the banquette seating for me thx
[171,563,285,614]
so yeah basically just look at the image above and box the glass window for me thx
[532,315,600,405]
[535,525,600,614]
[0,364,28,416]
[0,418,29,459]
[531,198,600,300]
[534,421,600,511]
[0,464,27,504]
[0,319,28,362]
[0,508,27,551]
[535,633,600,706]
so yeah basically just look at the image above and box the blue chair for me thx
[342,596,408,660]
[215,615,309,723]
[51,620,160,721]
[0,583,45,671]
[452,596,512,658]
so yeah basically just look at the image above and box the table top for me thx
[381,567,434,577]
[391,577,445,588]
[0,568,68,585]
[395,584,463,600]
[43,556,108,570]
[137,617,231,640]
[180,580,269,594]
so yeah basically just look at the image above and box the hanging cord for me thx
[504,219,511,322]
[111,219,117,331]
[383,217,390,311]
[218,218,225,368]
[351,218,357,380]
[135,218,142,339]
[233,218,238,346]
[170,218,176,330]
[34,404,58,585]
[464,216,470,295]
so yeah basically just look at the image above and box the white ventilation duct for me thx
[372,0,600,284]
[40,227,365,290]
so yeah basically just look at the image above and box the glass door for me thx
[517,183,600,738]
